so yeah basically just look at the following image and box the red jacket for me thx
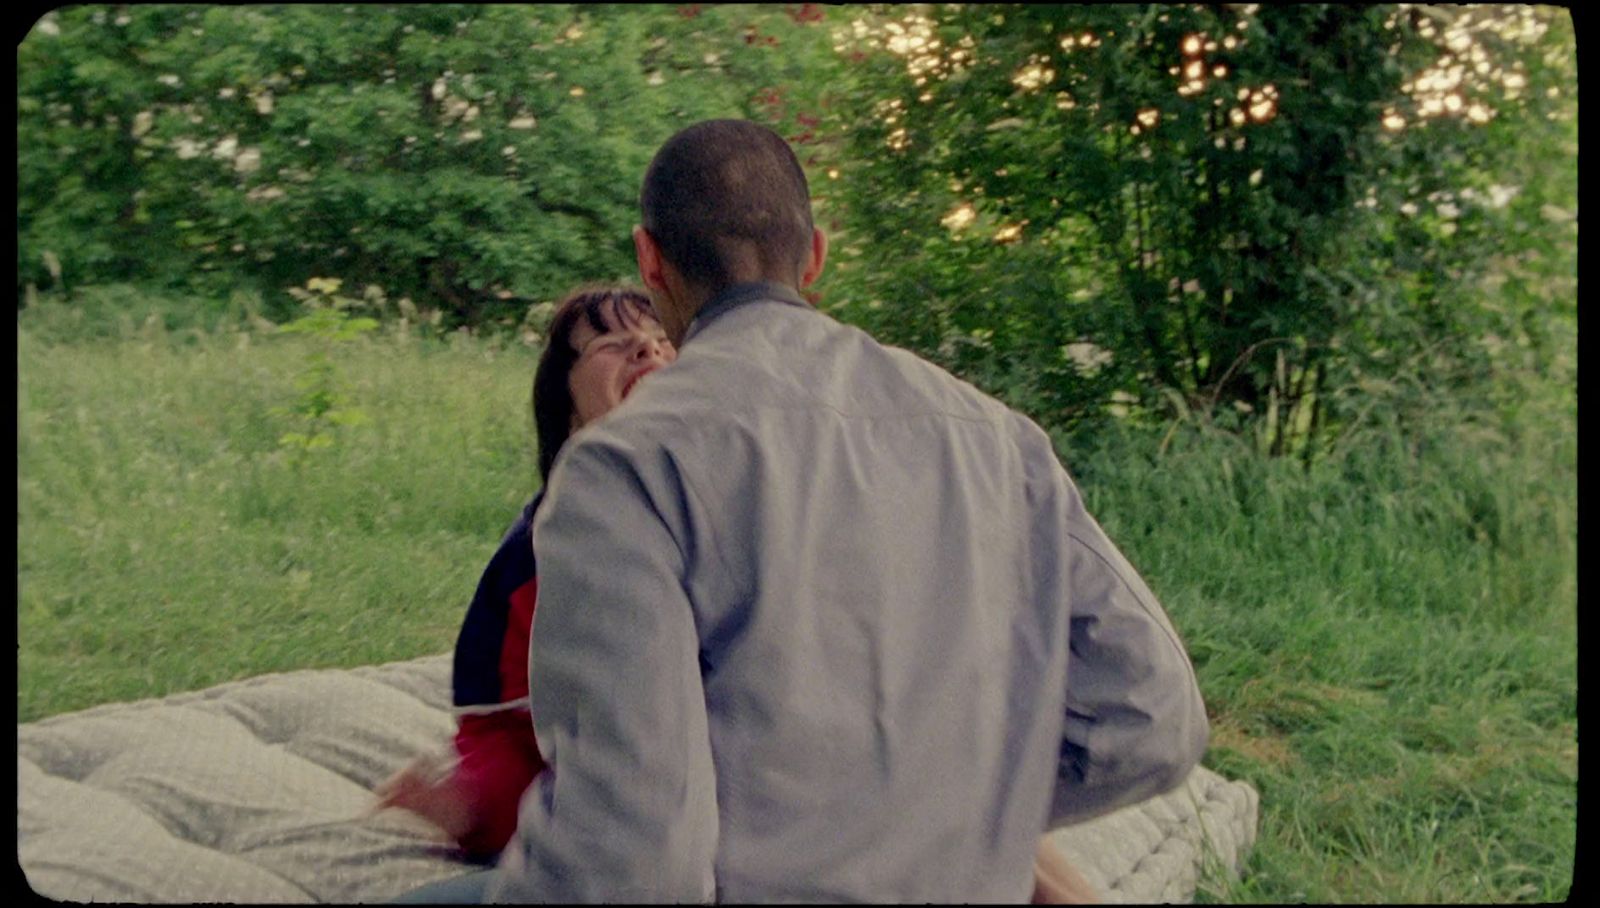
[448,495,548,857]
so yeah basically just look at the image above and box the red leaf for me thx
[788,3,826,23]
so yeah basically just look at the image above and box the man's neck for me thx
[681,281,813,345]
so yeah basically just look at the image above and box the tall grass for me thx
[1060,371,1575,902]
[17,289,1575,902]
[18,295,542,720]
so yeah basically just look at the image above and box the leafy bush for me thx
[817,5,1574,452]
[18,4,839,322]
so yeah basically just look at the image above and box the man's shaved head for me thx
[639,119,815,293]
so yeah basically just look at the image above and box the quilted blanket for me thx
[18,654,1258,903]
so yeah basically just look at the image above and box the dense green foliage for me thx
[819,5,1574,448]
[18,4,833,323]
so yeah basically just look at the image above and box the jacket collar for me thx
[682,281,812,345]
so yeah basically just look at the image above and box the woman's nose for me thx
[632,337,666,361]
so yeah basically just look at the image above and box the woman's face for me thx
[567,312,677,429]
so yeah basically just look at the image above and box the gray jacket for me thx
[489,283,1208,903]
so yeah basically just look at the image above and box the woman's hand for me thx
[1031,837,1100,904]
[372,755,475,842]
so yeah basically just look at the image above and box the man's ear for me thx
[634,225,669,295]
[799,227,829,288]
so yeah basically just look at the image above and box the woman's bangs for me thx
[587,290,657,336]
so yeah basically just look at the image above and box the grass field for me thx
[17,293,1576,902]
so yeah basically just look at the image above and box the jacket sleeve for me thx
[452,709,545,857]
[1042,458,1210,828]
[486,432,719,903]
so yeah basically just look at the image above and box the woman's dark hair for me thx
[532,285,658,484]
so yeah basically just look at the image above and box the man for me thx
[489,119,1208,902]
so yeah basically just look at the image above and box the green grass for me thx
[17,291,1575,903]
[18,303,542,719]
[1065,396,1575,902]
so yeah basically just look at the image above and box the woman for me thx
[373,285,676,856]
[375,284,1099,903]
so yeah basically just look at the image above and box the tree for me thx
[817,4,1573,453]
[18,4,840,324]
